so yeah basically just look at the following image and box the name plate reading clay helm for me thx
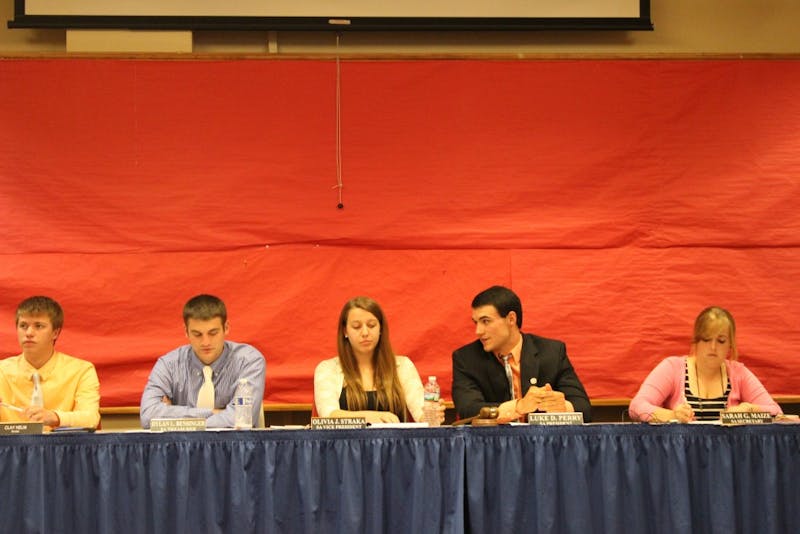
[720,412,772,426]
[311,417,367,430]
[527,412,585,426]
[150,418,207,432]
[0,422,44,435]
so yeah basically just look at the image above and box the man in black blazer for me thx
[452,286,591,422]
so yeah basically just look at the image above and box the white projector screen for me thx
[10,0,652,31]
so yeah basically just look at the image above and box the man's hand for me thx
[515,385,543,415]
[536,384,567,413]
[24,407,60,427]
[516,383,568,414]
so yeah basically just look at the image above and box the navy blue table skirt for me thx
[1,424,798,533]
[464,424,800,534]
[0,428,464,534]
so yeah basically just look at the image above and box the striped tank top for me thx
[684,361,730,421]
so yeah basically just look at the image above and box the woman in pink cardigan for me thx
[629,306,781,422]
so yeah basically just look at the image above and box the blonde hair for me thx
[693,306,738,360]
[336,297,408,421]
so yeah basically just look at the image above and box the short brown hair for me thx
[16,296,64,330]
[472,286,523,328]
[183,294,227,326]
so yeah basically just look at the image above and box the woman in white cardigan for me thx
[314,296,442,424]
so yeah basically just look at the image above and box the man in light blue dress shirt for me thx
[140,294,266,428]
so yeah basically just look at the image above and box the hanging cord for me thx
[333,32,344,209]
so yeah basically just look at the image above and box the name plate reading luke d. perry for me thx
[150,418,207,432]
[721,412,772,425]
[311,417,368,430]
[528,412,585,426]
[0,422,44,435]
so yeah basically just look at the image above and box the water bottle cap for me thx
[428,376,436,381]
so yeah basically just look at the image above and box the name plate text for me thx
[721,412,772,425]
[311,417,367,430]
[150,418,207,432]
[0,422,44,435]
[527,412,585,425]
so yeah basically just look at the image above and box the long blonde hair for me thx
[336,297,408,420]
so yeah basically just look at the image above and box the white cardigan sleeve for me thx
[396,356,425,422]
[313,357,345,417]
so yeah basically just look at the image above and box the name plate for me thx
[0,422,44,435]
[527,412,585,425]
[150,418,207,432]
[310,417,367,430]
[721,412,772,425]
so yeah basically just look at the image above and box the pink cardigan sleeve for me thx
[726,361,783,415]
[628,357,686,422]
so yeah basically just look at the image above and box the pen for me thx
[1,402,24,412]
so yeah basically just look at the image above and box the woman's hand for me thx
[650,404,693,423]
[726,402,759,413]
[672,403,694,423]
[363,411,400,424]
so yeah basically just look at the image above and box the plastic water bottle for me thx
[30,372,44,408]
[423,376,441,427]
[234,378,253,430]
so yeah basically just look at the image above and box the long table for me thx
[1,424,798,533]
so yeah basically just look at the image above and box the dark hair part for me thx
[183,294,227,326]
[471,285,523,328]
[693,306,738,360]
[336,296,409,421]
[16,296,64,331]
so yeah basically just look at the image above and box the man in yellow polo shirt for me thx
[0,296,100,429]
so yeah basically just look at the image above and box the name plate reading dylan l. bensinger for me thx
[0,422,44,435]
[310,417,367,430]
[721,412,772,426]
[150,418,207,432]
[527,412,585,426]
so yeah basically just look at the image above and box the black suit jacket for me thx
[452,332,591,421]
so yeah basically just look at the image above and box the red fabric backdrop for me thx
[1,58,799,405]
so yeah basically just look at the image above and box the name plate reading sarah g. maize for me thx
[527,412,585,425]
[150,418,207,432]
[311,417,367,430]
[0,422,44,435]
[721,412,772,425]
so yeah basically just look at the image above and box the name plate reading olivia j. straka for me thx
[311,417,368,430]
[150,418,207,432]
[721,411,772,425]
[0,422,44,435]
[527,412,585,426]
